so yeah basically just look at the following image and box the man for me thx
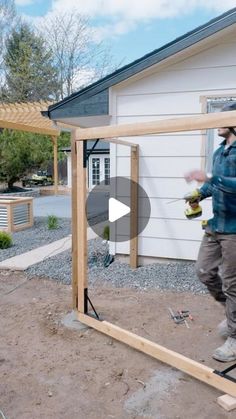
[185,101,236,362]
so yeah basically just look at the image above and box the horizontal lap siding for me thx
[116,136,203,157]
[171,41,236,70]
[120,66,236,95]
[116,217,205,240]
[115,196,212,220]
[115,237,201,260]
[116,177,200,198]
[117,92,202,115]
[117,156,203,177]
[111,37,236,260]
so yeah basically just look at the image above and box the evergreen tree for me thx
[0,129,70,190]
[0,129,51,189]
[3,22,59,102]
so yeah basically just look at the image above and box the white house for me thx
[44,7,236,261]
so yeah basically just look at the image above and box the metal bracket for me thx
[86,139,100,161]
[84,288,100,319]
[214,363,236,383]
[83,140,87,168]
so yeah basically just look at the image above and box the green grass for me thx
[0,231,13,249]
[47,215,59,230]
[103,225,109,241]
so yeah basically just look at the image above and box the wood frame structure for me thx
[0,101,62,194]
[71,134,139,308]
[72,110,236,398]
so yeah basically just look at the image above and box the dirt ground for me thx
[1,271,236,419]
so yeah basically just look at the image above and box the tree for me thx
[0,129,50,189]
[0,0,16,57]
[3,22,60,102]
[39,10,114,99]
[0,129,70,189]
[0,0,17,90]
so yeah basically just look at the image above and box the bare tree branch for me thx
[39,10,116,99]
[0,0,18,88]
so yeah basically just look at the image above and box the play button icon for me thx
[86,176,151,242]
[109,198,130,222]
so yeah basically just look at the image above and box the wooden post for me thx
[71,132,78,308]
[52,135,58,195]
[76,138,88,313]
[130,145,139,268]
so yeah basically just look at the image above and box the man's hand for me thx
[184,170,208,183]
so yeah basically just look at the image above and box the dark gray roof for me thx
[46,7,236,119]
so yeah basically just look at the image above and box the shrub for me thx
[0,231,13,249]
[103,225,110,241]
[47,215,59,230]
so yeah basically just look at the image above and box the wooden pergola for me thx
[72,110,236,401]
[0,101,62,194]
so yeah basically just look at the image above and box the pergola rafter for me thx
[0,101,60,136]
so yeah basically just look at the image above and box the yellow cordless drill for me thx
[184,189,202,219]
[167,189,202,219]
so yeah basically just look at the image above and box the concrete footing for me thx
[61,310,89,331]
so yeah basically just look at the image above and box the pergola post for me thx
[71,130,88,311]
[71,131,78,308]
[51,135,58,195]
[76,138,88,313]
[130,145,139,268]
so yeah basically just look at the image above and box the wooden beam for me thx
[75,111,236,140]
[71,133,78,309]
[78,313,236,398]
[130,145,139,268]
[102,138,139,147]
[52,136,58,195]
[0,118,60,136]
[76,140,88,313]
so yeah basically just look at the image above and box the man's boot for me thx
[217,319,229,338]
[213,337,236,362]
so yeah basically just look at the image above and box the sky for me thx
[15,0,236,67]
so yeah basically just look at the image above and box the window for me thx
[206,98,236,171]
[104,158,110,185]
[92,158,100,185]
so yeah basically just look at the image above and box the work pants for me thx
[196,231,236,338]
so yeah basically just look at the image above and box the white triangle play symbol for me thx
[109,198,130,222]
